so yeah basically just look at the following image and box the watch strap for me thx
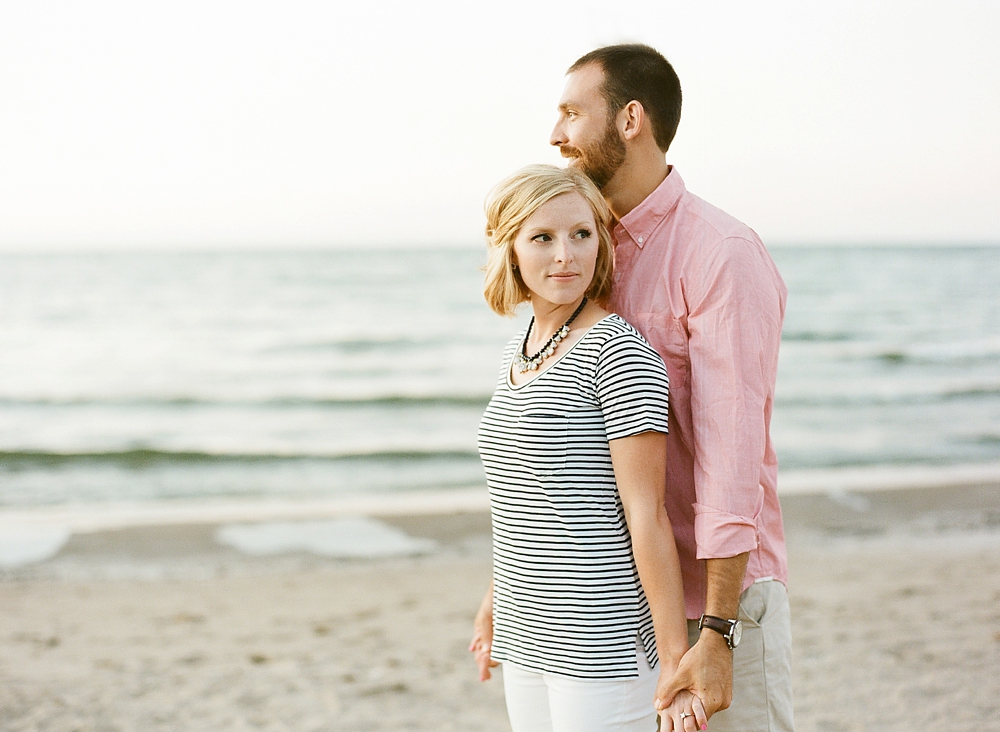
[698,614,737,649]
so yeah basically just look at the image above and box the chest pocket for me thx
[633,312,689,389]
[515,411,568,476]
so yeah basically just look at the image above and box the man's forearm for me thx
[704,552,749,620]
[656,551,750,714]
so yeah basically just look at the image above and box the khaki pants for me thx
[686,579,795,732]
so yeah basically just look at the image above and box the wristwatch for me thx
[698,614,742,650]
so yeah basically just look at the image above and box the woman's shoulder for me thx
[590,313,656,350]
[589,314,666,369]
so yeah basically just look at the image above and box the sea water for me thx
[1,246,998,510]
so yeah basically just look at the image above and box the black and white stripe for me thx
[478,314,670,679]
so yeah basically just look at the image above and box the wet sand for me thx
[1,485,998,731]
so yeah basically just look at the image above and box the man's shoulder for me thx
[673,187,762,252]
[650,183,785,301]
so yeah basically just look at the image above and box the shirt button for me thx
[637,236,644,243]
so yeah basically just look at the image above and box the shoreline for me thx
[0,480,995,579]
[2,464,999,569]
[3,460,999,530]
[1,481,998,730]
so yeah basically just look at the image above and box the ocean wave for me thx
[779,461,1000,494]
[0,394,492,409]
[776,382,1000,408]
[263,332,509,355]
[0,448,482,469]
[781,336,1000,365]
[265,337,451,354]
[781,330,854,342]
[861,340,999,365]
[3,383,997,411]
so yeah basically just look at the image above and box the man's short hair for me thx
[569,44,682,154]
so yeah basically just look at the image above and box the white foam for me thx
[0,485,490,534]
[0,525,71,567]
[779,462,1000,495]
[0,463,996,545]
[215,517,435,558]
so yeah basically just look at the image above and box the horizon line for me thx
[1,239,999,255]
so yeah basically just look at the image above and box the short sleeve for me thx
[595,330,670,441]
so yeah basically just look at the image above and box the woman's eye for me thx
[532,233,552,243]
[574,229,592,239]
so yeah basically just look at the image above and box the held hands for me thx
[655,632,733,722]
[658,689,708,732]
[468,602,499,681]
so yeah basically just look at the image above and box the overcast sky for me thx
[1,0,997,250]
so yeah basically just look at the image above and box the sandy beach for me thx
[2,485,999,732]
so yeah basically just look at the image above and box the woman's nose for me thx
[553,236,573,263]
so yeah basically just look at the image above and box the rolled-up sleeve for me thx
[687,236,785,559]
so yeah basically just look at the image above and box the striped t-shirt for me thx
[478,314,670,679]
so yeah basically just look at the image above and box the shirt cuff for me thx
[692,503,759,559]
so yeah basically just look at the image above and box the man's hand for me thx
[468,586,499,681]
[655,631,733,720]
[656,552,747,718]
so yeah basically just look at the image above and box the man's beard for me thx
[560,122,626,190]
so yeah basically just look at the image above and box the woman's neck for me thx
[531,298,583,337]
[525,296,609,354]
[510,297,611,385]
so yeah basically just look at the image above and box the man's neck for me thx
[602,155,670,222]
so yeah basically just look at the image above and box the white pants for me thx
[502,639,659,732]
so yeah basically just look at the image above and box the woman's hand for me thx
[658,688,708,732]
[468,583,499,681]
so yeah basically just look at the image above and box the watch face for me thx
[730,620,743,648]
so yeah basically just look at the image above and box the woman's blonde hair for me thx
[483,164,614,316]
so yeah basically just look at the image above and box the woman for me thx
[469,164,707,732]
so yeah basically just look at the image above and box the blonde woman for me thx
[470,164,706,732]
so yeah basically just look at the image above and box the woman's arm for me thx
[609,430,689,679]
[468,580,499,681]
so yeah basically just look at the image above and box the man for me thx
[549,44,792,731]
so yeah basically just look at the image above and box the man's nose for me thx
[549,119,567,147]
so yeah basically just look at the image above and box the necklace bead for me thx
[514,297,588,374]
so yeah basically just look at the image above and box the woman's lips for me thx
[548,272,579,280]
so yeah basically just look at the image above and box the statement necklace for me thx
[514,297,588,373]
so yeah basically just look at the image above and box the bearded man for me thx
[550,44,793,732]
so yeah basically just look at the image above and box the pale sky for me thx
[1,0,997,250]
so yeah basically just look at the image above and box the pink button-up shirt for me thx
[608,169,788,619]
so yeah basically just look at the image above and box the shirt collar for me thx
[615,167,686,249]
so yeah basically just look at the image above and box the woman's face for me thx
[512,192,599,309]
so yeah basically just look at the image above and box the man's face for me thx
[550,64,626,191]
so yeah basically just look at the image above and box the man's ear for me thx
[620,100,645,142]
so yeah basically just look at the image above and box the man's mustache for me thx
[559,145,582,160]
